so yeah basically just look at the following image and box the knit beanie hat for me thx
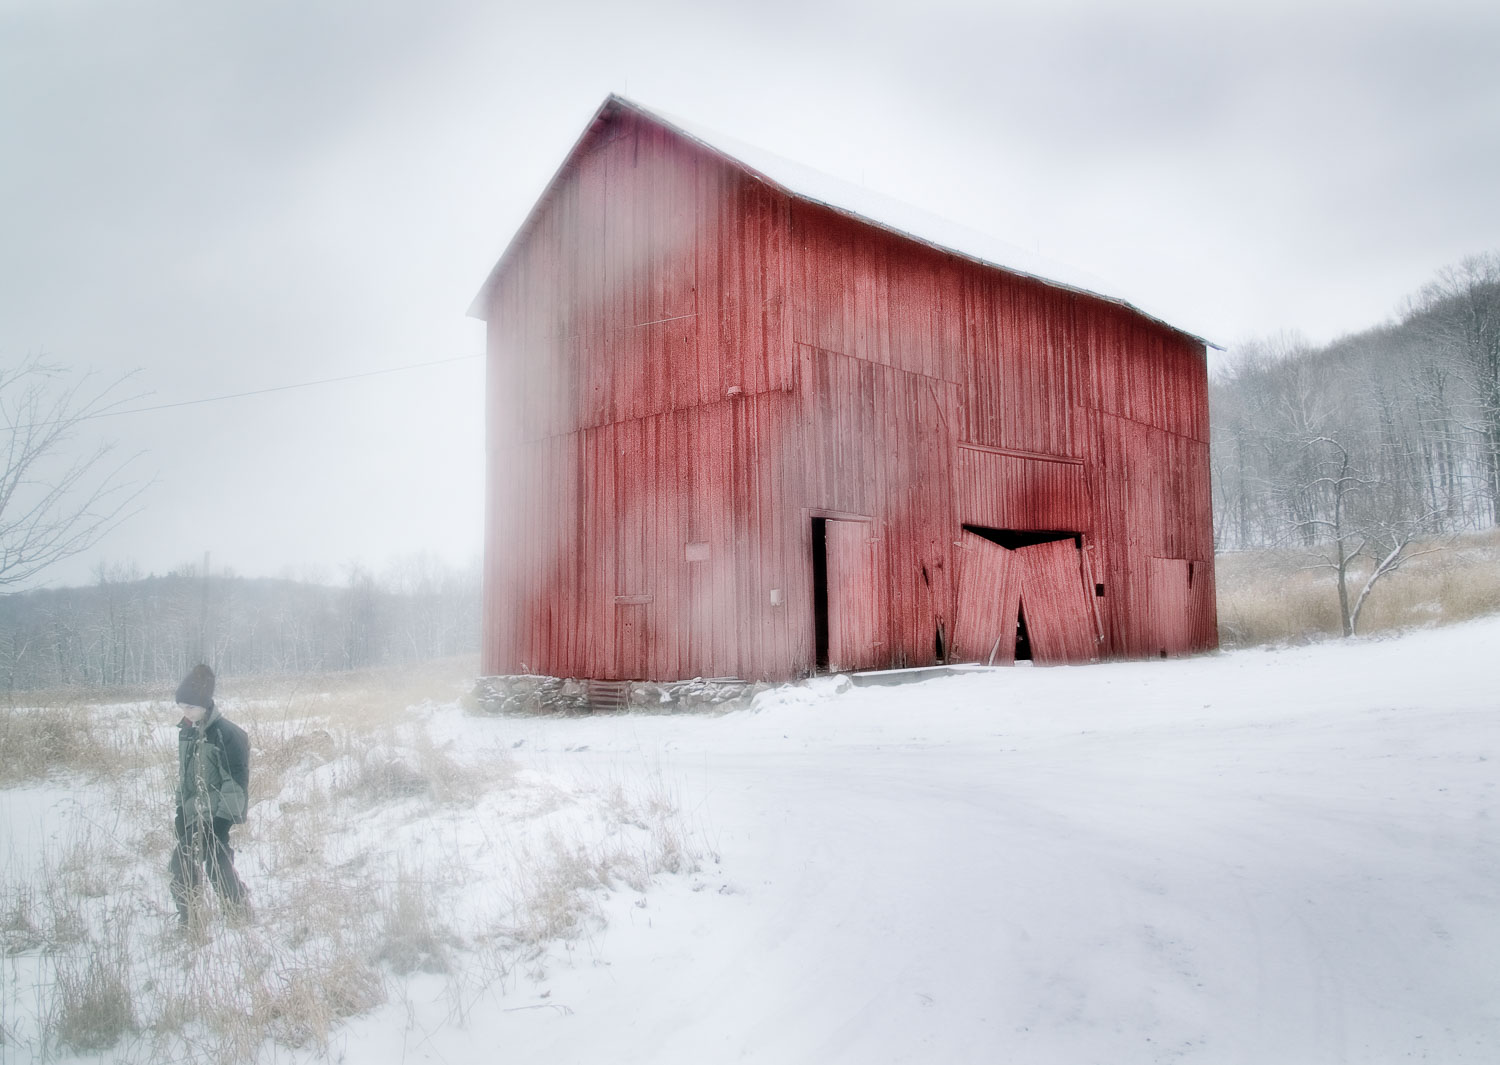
[175,664,216,711]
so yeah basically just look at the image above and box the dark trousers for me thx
[169,814,247,921]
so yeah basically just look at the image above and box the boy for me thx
[168,664,251,923]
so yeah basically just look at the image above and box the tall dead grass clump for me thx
[377,866,455,975]
[0,706,108,785]
[248,946,385,1051]
[48,912,137,1053]
[341,733,492,808]
[496,775,701,949]
[0,881,45,955]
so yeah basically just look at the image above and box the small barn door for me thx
[1148,557,1207,657]
[818,518,882,672]
[613,600,649,680]
[953,530,1098,665]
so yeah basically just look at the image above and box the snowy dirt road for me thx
[377,620,1500,1065]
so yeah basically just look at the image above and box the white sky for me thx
[3,0,1497,588]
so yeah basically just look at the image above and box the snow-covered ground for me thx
[366,619,1498,1064]
[6,619,1499,1064]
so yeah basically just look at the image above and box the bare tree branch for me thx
[0,356,149,587]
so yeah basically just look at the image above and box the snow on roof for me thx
[473,95,1211,347]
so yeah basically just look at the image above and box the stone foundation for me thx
[470,674,770,715]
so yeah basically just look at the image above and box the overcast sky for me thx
[3,0,1497,589]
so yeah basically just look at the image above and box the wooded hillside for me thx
[1213,252,1500,550]
[0,559,480,692]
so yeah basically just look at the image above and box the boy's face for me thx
[177,702,206,724]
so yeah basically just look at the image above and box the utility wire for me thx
[81,352,484,423]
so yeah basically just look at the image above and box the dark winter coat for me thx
[177,705,250,827]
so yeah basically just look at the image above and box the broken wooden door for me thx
[1016,538,1098,663]
[953,531,1098,665]
[952,531,1024,664]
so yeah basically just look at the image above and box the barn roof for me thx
[470,95,1212,347]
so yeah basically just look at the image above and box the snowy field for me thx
[4,618,1499,1064]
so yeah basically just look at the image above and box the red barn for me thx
[471,95,1216,683]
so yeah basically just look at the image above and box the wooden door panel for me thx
[1148,557,1195,656]
[1016,539,1098,664]
[826,519,881,672]
[952,531,1022,665]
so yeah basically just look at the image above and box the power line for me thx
[83,352,484,423]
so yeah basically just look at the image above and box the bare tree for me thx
[0,357,146,586]
[1290,435,1439,636]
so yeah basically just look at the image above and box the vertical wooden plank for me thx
[763,190,793,392]
[697,157,724,408]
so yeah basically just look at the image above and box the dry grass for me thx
[0,703,152,788]
[1216,529,1500,647]
[377,866,455,975]
[0,654,481,789]
[49,911,138,1054]
[231,654,481,724]
[0,655,701,1063]
[494,774,699,952]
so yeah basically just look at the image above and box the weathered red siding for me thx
[479,98,1216,681]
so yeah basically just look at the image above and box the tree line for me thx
[1211,252,1500,633]
[0,556,481,692]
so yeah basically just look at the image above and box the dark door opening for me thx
[811,517,830,671]
[813,517,882,673]
[1014,603,1032,662]
[962,524,1080,550]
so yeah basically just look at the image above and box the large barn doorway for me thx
[812,517,881,673]
[952,527,1099,665]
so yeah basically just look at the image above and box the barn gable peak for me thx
[469,94,1210,347]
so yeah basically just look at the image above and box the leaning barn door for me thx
[952,532,1023,664]
[953,531,1098,665]
[824,519,882,672]
[1017,539,1098,664]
